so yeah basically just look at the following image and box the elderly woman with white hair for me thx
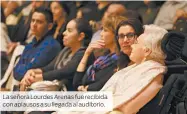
[55,25,168,114]
[102,24,168,114]
[71,24,168,114]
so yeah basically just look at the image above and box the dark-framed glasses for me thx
[117,33,136,40]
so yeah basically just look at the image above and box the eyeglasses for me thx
[117,33,136,40]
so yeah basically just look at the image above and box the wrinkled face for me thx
[118,25,137,56]
[30,12,50,38]
[100,27,115,48]
[50,2,64,22]
[130,34,146,64]
[63,20,79,47]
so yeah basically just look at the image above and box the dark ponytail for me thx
[73,18,93,47]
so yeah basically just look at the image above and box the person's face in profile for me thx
[63,20,80,48]
[130,34,148,64]
[100,27,115,49]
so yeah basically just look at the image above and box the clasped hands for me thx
[19,69,43,91]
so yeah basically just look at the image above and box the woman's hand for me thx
[20,70,35,91]
[82,85,89,91]
[78,85,84,91]
[21,70,35,85]
[173,9,187,24]
[85,39,105,56]
[77,39,105,72]
[19,69,43,91]
[77,85,89,91]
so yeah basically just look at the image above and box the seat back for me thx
[138,31,187,114]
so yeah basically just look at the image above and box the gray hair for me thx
[143,25,168,63]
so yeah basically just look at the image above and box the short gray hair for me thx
[143,25,168,63]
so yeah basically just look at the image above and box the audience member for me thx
[73,16,126,91]
[102,25,167,114]
[173,16,187,35]
[154,1,187,30]
[20,18,95,91]
[67,25,167,114]
[6,1,45,55]
[138,0,160,24]
[91,3,126,42]
[95,1,111,21]
[50,1,70,48]
[1,7,10,77]
[13,7,61,81]
[115,19,144,70]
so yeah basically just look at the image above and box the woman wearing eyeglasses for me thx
[61,20,167,114]
[99,24,167,114]
[67,25,167,114]
[116,19,144,70]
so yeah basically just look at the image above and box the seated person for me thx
[1,7,10,77]
[13,7,61,81]
[101,25,168,114]
[66,24,168,114]
[138,0,161,24]
[6,1,45,55]
[115,19,144,70]
[91,3,126,42]
[173,16,187,35]
[50,1,70,48]
[173,9,187,25]
[20,18,95,91]
[59,18,144,114]
[76,7,100,32]
[73,15,127,91]
[154,1,187,30]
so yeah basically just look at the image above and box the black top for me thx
[41,47,95,81]
[73,51,130,91]
[73,62,117,91]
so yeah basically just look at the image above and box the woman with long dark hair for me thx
[20,18,95,91]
